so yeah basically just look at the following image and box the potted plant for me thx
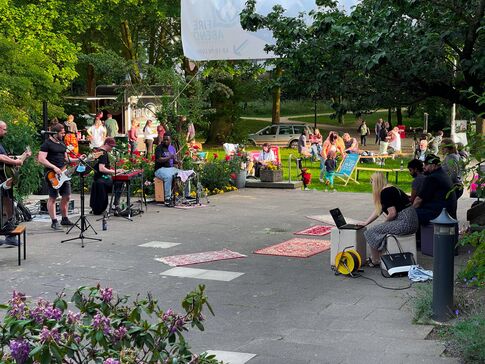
[260,161,283,182]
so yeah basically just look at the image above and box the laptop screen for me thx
[330,208,347,228]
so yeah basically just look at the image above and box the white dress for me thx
[89,125,106,148]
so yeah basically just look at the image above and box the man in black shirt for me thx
[413,154,457,224]
[0,121,31,246]
[89,138,122,215]
[38,123,83,230]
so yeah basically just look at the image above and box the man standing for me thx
[38,123,82,230]
[413,154,457,224]
[375,119,382,144]
[154,134,188,207]
[104,113,119,138]
[0,121,31,246]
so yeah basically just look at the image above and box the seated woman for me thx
[254,143,276,177]
[309,128,323,160]
[388,127,402,154]
[342,133,359,153]
[359,172,419,266]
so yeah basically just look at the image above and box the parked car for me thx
[248,124,313,148]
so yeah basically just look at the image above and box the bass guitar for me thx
[46,151,103,189]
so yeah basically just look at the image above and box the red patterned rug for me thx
[254,238,331,258]
[294,225,332,236]
[156,248,246,266]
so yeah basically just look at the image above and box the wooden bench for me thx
[0,225,27,266]
[355,167,408,184]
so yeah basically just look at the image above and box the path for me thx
[0,188,470,363]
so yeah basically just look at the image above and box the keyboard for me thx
[112,169,143,181]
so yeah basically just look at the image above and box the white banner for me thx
[181,0,318,61]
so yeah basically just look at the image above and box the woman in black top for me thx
[359,172,419,266]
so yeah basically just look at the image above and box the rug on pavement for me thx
[294,225,332,236]
[254,238,331,258]
[156,248,246,266]
[306,214,360,226]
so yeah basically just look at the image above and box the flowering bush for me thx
[0,284,220,364]
[261,161,281,171]
[116,151,155,196]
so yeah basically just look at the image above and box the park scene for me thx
[0,0,484,363]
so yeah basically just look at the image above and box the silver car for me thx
[248,124,313,148]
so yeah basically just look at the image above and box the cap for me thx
[424,154,441,165]
[104,138,116,147]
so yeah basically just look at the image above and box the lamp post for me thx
[424,112,429,133]
[430,208,458,321]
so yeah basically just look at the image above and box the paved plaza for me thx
[1,188,472,363]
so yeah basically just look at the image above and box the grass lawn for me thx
[235,118,270,135]
[202,146,414,194]
[241,99,333,117]
[289,110,423,129]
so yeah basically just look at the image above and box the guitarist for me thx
[38,123,83,231]
[0,121,32,246]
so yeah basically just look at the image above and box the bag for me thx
[380,234,416,278]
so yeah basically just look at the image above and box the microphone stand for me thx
[62,158,101,247]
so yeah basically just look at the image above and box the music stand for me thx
[62,160,101,247]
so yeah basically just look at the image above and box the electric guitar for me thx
[0,146,32,184]
[46,151,103,189]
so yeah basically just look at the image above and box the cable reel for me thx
[334,248,362,275]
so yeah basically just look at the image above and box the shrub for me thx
[199,159,230,191]
[457,230,485,288]
[0,284,220,364]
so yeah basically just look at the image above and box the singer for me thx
[38,123,83,231]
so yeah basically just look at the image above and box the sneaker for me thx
[61,218,74,226]
[51,222,64,231]
[319,177,324,183]
[164,201,174,208]
[4,236,18,247]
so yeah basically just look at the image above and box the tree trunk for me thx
[206,97,234,144]
[120,20,141,83]
[387,108,392,128]
[271,66,282,125]
[87,64,96,113]
[396,107,403,125]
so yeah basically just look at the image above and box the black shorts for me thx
[48,180,71,198]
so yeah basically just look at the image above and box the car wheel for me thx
[289,140,298,149]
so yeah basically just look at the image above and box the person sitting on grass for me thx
[324,150,337,190]
[358,172,419,267]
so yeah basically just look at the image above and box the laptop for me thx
[329,208,364,230]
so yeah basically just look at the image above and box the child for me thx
[324,150,337,190]
[299,167,312,190]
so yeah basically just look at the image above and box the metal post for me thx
[424,112,429,133]
[288,154,293,183]
[430,208,458,321]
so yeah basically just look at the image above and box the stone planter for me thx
[235,170,247,189]
[260,169,283,182]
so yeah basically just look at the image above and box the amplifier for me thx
[40,200,75,215]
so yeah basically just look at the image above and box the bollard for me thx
[430,208,458,321]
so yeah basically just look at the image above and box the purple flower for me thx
[103,359,120,364]
[454,309,459,316]
[162,308,174,321]
[100,287,113,303]
[92,313,111,335]
[113,326,127,341]
[44,306,62,321]
[8,291,28,319]
[67,311,82,325]
[9,339,30,364]
[40,326,60,344]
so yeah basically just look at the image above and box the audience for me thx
[414,139,429,161]
[309,129,323,161]
[413,154,457,224]
[254,143,276,177]
[441,138,464,199]
[342,133,359,153]
[388,127,402,153]
[407,159,426,203]
[359,172,419,267]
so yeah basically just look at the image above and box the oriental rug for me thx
[294,225,332,237]
[156,248,246,267]
[254,238,331,258]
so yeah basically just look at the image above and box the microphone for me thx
[40,130,57,135]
